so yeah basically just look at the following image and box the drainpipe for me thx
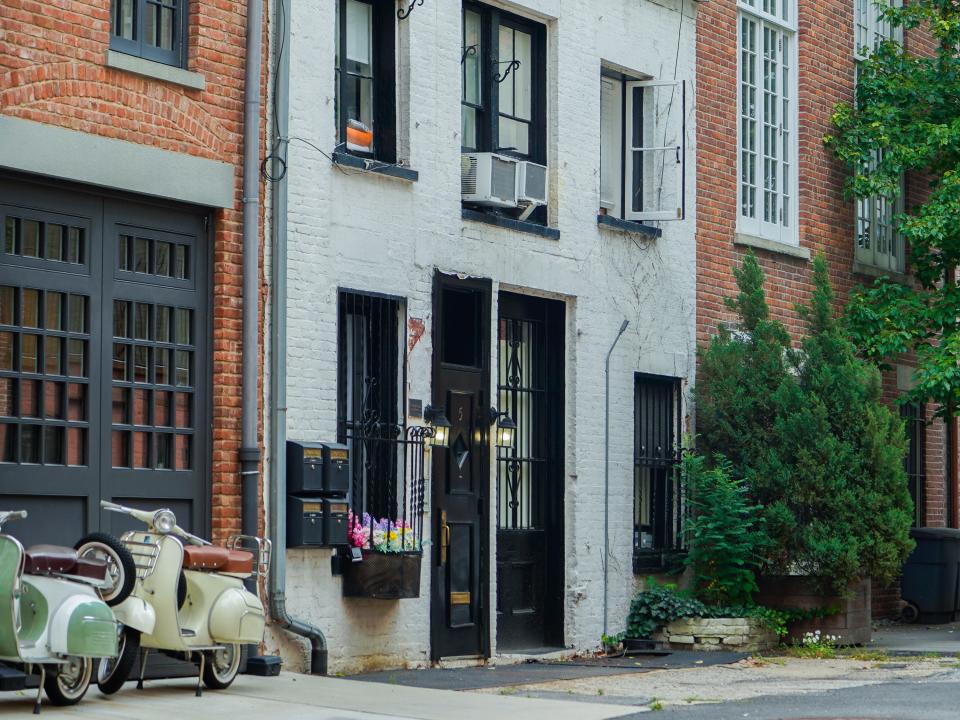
[266,0,328,675]
[602,319,629,638]
[240,0,263,543]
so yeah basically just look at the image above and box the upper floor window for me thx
[854,1,904,272]
[335,0,397,162]
[460,2,546,164]
[600,71,686,222]
[110,0,186,67]
[737,0,797,245]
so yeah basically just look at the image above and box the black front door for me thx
[0,176,209,546]
[496,292,564,651]
[430,273,491,660]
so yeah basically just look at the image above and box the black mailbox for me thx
[287,441,350,495]
[287,497,350,548]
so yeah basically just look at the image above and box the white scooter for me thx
[0,510,134,713]
[77,501,270,696]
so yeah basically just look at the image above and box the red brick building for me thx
[0,0,263,545]
[696,1,956,616]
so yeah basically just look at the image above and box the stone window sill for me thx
[462,208,559,240]
[734,232,810,260]
[106,50,206,91]
[332,151,419,182]
[597,214,662,240]
[852,260,911,285]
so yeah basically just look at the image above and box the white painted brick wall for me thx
[263,0,698,674]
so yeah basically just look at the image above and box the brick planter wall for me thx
[653,618,778,652]
[755,576,872,646]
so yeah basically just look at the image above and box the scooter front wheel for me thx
[202,644,241,690]
[43,656,92,706]
[97,628,140,695]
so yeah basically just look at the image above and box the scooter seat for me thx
[23,545,108,581]
[182,545,254,574]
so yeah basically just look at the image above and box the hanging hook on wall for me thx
[461,44,478,65]
[397,0,423,20]
[494,59,521,84]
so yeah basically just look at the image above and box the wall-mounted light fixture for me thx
[488,407,517,449]
[423,405,452,448]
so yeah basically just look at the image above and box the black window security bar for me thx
[337,291,423,549]
[902,402,925,528]
[633,374,684,572]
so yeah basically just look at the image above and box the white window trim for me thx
[854,0,902,62]
[737,3,799,246]
[737,0,797,32]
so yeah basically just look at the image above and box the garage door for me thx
[0,177,208,546]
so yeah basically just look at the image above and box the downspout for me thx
[240,0,263,544]
[266,0,328,675]
[602,319,629,638]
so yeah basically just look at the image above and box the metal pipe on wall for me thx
[266,0,328,675]
[240,0,263,542]
[602,319,629,638]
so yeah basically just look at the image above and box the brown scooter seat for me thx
[23,545,108,581]
[182,545,254,574]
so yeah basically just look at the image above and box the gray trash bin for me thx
[900,527,960,623]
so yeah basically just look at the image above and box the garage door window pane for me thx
[112,430,129,467]
[0,379,14,416]
[21,425,39,463]
[23,290,40,328]
[175,434,191,470]
[45,381,64,419]
[112,386,128,424]
[0,287,15,326]
[68,384,86,421]
[0,424,14,462]
[20,379,40,417]
[46,292,63,331]
[43,426,63,465]
[22,335,39,373]
[67,428,86,466]
[22,222,39,258]
[0,333,13,371]
[45,337,61,375]
[68,295,86,333]
[68,340,86,378]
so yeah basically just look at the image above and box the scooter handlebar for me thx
[0,510,28,526]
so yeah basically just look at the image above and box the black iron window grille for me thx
[337,290,424,549]
[633,374,684,572]
[902,402,925,528]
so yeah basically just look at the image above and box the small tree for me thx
[696,254,914,594]
[682,453,764,607]
[826,1,960,417]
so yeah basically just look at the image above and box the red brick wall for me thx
[695,1,952,537]
[0,0,267,541]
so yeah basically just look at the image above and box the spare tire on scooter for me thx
[74,533,137,607]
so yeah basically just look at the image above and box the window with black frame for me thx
[460,2,545,163]
[335,0,397,162]
[110,0,186,67]
[337,290,409,524]
[902,402,925,527]
[633,374,684,572]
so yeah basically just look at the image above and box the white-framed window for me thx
[737,0,797,245]
[600,72,685,222]
[854,1,904,272]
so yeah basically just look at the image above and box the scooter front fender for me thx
[112,596,156,635]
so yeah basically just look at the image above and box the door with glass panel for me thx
[0,177,207,545]
[495,292,564,652]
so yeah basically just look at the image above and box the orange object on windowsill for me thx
[346,119,373,153]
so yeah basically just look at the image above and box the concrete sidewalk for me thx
[0,673,635,719]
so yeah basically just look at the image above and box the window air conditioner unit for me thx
[461,153,519,208]
[517,161,548,206]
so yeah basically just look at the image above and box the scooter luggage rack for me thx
[226,534,272,581]
[119,532,162,579]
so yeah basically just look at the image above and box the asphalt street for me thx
[630,671,960,720]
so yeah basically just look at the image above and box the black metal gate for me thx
[633,374,683,573]
[0,176,209,546]
[496,292,564,652]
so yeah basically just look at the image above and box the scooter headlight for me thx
[152,509,177,534]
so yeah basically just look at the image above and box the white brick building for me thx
[263,0,698,673]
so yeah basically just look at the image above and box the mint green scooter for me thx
[0,510,133,713]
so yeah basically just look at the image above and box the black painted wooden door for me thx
[430,273,491,660]
[495,292,564,651]
[0,176,208,546]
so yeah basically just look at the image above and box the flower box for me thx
[341,550,422,600]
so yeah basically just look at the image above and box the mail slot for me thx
[286,441,350,495]
[287,497,350,548]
